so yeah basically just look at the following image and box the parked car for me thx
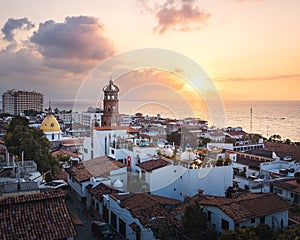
[91,221,115,239]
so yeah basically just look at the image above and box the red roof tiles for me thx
[136,159,171,172]
[62,137,83,146]
[67,162,92,183]
[264,141,300,162]
[86,183,121,201]
[271,179,300,194]
[199,193,290,223]
[93,126,139,133]
[110,193,182,228]
[67,156,125,183]
[51,148,80,158]
[0,191,77,239]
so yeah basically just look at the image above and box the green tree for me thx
[4,116,60,178]
[224,156,232,166]
[199,137,211,148]
[24,109,39,116]
[269,134,282,142]
[277,225,300,240]
[216,156,224,166]
[220,224,275,240]
[167,130,181,146]
[182,201,215,239]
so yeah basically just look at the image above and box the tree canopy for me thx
[4,116,60,178]
[182,201,217,240]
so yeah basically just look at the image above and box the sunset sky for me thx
[0,0,299,106]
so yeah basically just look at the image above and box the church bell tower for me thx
[101,78,120,126]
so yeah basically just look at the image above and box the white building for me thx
[2,89,43,115]
[82,126,138,161]
[103,192,182,240]
[82,112,102,127]
[271,178,300,203]
[66,156,127,200]
[198,192,290,232]
[135,158,233,200]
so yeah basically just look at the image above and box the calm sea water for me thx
[51,100,300,142]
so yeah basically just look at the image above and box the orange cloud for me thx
[153,0,211,34]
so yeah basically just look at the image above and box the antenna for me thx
[250,106,253,133]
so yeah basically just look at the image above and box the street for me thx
[66,191,123,240]
[66,192,99,240]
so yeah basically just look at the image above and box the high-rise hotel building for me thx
[2,89,43,115]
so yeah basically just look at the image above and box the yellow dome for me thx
[40,114,60,132]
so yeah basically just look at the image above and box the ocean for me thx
[51,100,300,142]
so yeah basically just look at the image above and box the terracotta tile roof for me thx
[264,141,300,161]
[236,152,274,169]
[62,137,84,146]
[139,133,150,138]
[83,156,125,177]
[0,191,77,239]
[66,162,92,183]
[271,179,300,194]
[245,148,273,158]
[199,193,290,223]
[56,169,69,182]
[108,157,126,168]
[110,193,182,228]
[51,148,80,158]
[67,156,125,183]
[93,126,139,133]
[86,183,121,201]
[136,159,171,172]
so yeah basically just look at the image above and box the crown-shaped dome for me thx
[103,79,119,93]
[40,114,60,132]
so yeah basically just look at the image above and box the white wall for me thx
[206,206,288,232]
[207,143,233,151]
[150,165,233,200]
[67,175,89,197]
[83,129,130,161]
[103,195,156,240]
[44,131,61,142]
[206,206,235,232]
[133,146,159,159]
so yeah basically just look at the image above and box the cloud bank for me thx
[31,16,115,60]
[0,16,116,100]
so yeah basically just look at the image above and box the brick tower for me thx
[101,78,120,126]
